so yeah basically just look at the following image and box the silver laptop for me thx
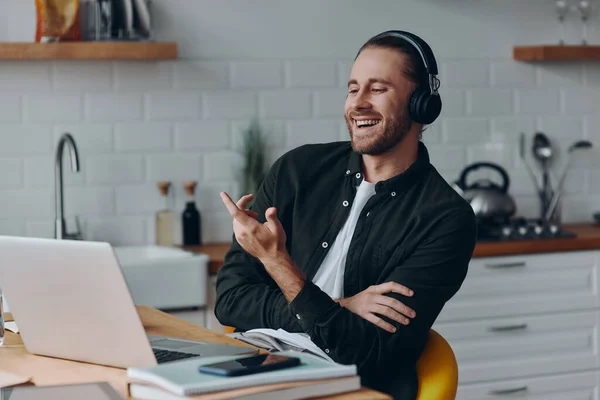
[0,236,257,368]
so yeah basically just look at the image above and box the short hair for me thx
[355,33,428,90]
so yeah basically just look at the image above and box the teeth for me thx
[356,120,380,127]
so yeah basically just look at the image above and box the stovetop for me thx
[477,217,577,242]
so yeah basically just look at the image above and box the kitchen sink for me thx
[113,245,209,311]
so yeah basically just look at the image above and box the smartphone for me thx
[198,353,301,377]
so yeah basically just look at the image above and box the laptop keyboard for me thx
[153,348,199,363]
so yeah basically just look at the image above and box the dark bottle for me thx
[182,201,201,245]
[182,181,202,245]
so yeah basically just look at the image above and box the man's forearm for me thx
[261,254,306,303]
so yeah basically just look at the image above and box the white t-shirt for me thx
[312,179,376,299]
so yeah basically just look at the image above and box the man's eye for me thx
[372,88,385,92]
[348,89,358,94]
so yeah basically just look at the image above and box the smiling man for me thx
[215,30,476,399]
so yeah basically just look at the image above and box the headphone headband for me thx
[372,30,440,95]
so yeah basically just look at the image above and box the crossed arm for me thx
[216,189,476,381]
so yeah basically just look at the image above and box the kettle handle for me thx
[458,162,511,193]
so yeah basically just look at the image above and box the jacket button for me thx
[296,314,301,320]
[322,242,328,248]
[342,200,349,207]
[325,349,330,354]
[391,191,397,197]
[355,173,361,179]
[346,170,351,175]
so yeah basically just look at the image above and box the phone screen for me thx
[198,354,301,376]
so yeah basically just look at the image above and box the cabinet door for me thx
[437,251,599,322]
[457,370,599,400]
[433,310,599,384]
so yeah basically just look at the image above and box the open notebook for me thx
[239,328,334,362]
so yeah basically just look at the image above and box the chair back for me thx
[416,329,458,400]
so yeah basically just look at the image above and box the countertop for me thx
[182,223,600,275]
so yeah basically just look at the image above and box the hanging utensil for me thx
[519,132,541,194]
[544,140,593,221]
[532,132,554,219]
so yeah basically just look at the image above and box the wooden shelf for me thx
[0,41,177,60]
[514,45,600,61]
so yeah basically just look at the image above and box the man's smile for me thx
[354,119,381,128]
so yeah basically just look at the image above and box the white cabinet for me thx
[457,371,599,400]
[433,250,600,399]
[438,251,599,322]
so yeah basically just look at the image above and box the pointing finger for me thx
[220,192,249,222]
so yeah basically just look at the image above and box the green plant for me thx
[237,119,268,201]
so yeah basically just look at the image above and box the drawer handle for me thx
[488,386,528,395]
[488,323,528,332]
[484,261,526,269]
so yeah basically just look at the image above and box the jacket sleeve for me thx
[287,206,476,382]
[214,157,303,333]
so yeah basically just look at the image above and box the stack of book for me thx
[126,350,360,400]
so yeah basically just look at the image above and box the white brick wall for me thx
[286,61,337,88]
[0,95,22,122]
[232,62,283,89]
[85,93,143,121]
[1,0,599,245]
[53,62,112,92]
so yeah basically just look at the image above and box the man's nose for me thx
[350,90,372,110]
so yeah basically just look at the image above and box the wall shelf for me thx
[514,45,600,61]
[0,42,177,60]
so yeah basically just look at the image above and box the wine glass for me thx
[577,0,592,45]
[556,0,570,45]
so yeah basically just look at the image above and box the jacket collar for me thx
[345,141,431,192]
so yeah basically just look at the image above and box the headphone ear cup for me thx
[409,89,442,125]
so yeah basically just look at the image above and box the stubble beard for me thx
[346,110,413,155]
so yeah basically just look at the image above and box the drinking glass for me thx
[556,0,570,45]
[578,0,592,45]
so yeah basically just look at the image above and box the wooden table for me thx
[0,306,390,399]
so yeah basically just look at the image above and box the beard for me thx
[345,109,413,155]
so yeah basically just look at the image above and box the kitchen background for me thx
[0,0,599,245]
[3,2,600,397]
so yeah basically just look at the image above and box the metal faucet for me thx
[55,133,82,240]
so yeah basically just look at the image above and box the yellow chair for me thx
[223,326,458,399]
[224,325,236,334]
[416,329,458,400]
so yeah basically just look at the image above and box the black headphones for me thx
[370,30,442,125]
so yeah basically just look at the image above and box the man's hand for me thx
[219,192,287,264]
[220,192,305,302]
[337,282,415,333]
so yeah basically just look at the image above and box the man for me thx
[215,30,476,399]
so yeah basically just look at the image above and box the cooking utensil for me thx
[544,140,593,221]
[520,132,542,194]
[455,162,517,220]
[532,132,554,219]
